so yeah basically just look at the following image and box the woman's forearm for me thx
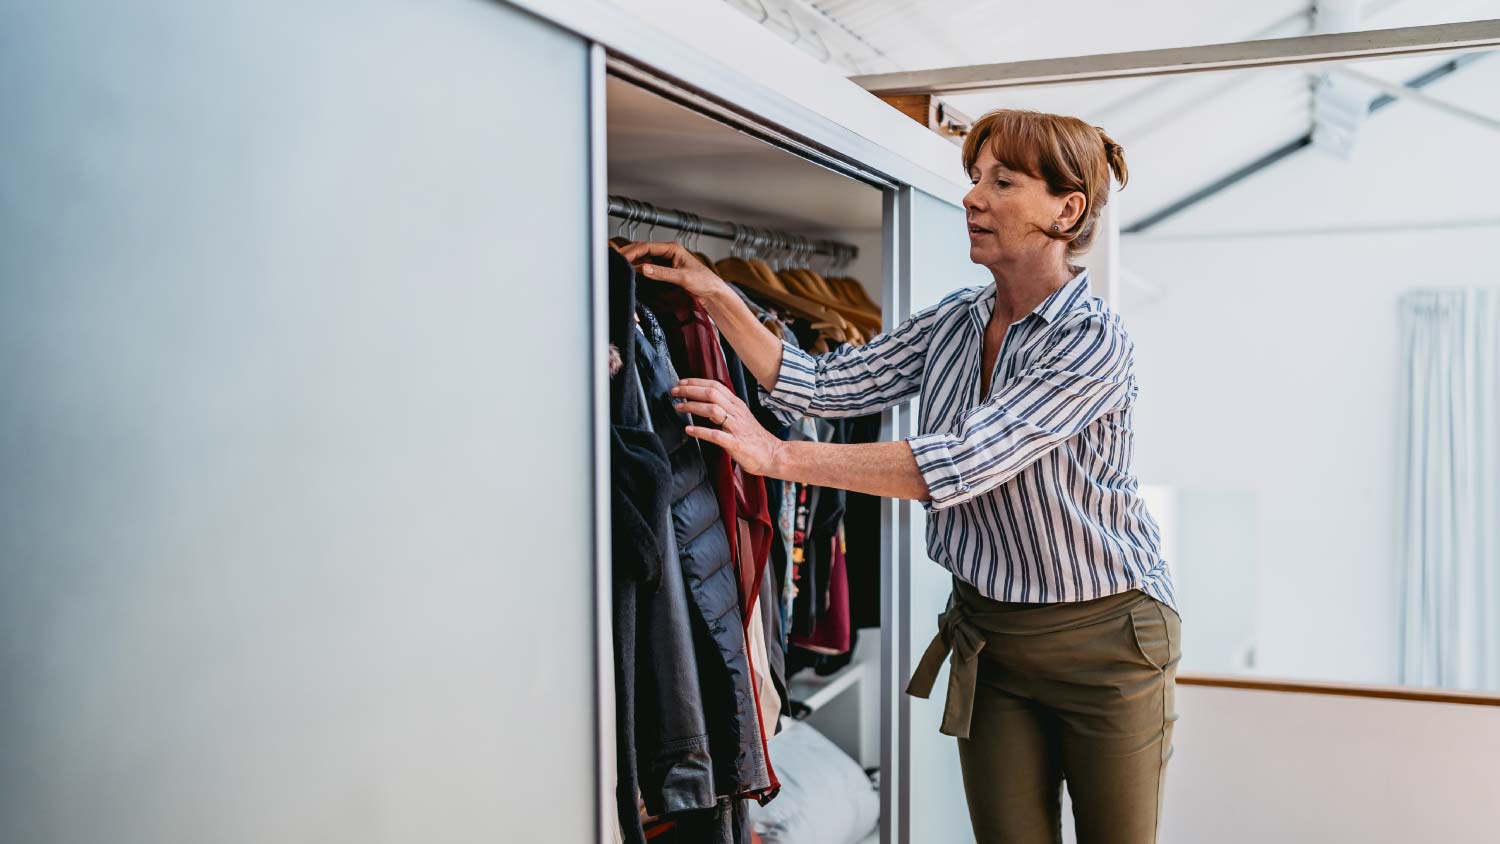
[698,283,786,391]
[769,439,932,502]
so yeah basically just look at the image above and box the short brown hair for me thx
[961,109,1128,257]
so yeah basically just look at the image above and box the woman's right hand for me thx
[620,241,726,301]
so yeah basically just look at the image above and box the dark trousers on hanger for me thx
[909,579,1181,844]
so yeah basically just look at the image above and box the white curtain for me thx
[1396,288,1500,690]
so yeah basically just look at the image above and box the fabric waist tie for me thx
[905,578,1155,739]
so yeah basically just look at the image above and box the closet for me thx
[2,2,978,842]
[605,73,890,844]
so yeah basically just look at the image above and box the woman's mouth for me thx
[968,223,992,238]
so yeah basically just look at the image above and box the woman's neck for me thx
[986,253,1076,325]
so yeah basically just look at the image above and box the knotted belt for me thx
[905,594,987,739]
[906,580,1154,740]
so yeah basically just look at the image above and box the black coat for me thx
[609,250,715,841]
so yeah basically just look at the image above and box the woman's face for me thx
[963,145,1082,268]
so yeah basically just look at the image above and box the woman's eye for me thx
[995,179,1011,188]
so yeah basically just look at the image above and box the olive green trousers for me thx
[908,579,1181,844]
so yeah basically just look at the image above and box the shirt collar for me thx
[970,268,1092,327]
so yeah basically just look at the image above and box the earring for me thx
[1052,224,1061,232]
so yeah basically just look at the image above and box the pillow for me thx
[747,720,879,844]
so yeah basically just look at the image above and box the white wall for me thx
[1124,228,1430,683]
[1162,685,1500,843]
[1119,57,1500,685]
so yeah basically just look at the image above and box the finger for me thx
[706,379,740,405]
[692,378,743,412]
[671,381,721,402]
[673,378,729,402]
[685,425,733,448]
[675,378,720,391]
[638,263,689,285]
[619,241,682,264]
[671,400,728,423]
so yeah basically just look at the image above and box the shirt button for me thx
[956,482,971,493]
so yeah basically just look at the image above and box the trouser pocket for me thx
[1128,600,1180,671]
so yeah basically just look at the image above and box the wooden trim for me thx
[875,94,972,146]
[1177,673,1500,707]
[877,94,935,128]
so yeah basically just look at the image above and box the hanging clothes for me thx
[638,274,781,801]
[641,278,775,620]
[636,304,775,805]
[841,413,884,632]
[607,249,716,841]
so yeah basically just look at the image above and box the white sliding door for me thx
[900,187,991,843]
[0,2,596,841]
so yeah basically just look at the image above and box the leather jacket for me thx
[608,250,715,836]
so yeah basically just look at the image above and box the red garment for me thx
[790,524,851,655]
[642,282,775,618]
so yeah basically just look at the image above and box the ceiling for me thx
[728,0,1500,230]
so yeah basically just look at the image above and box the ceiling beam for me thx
[849,19,1500,95]
[1121,54,1484,234]
[1334,65,1500,133]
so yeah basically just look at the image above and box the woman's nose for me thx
[962,187,985,213]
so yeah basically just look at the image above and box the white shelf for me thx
[787,661,867,713]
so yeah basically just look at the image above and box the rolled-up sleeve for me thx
[760,301,943,425]
[761,336,820,421]
[907,312,1134,511]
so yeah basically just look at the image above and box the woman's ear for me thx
[1059,191,1088,231]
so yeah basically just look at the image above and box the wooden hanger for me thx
[780,271,882,334]
[716,257,854,344]
[829,275,882,315]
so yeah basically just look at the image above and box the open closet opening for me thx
[604,71,889,844]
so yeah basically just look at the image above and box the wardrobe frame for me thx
[593,55,912,844]
[511,1,977,837]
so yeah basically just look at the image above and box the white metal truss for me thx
[849,18,1500,95]
[1335,63,1500,132]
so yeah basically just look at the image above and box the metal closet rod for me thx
[607,195,858,263]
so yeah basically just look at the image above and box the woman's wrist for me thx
[765,438,793,481]
[699,279,738,312]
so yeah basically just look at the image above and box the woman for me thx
[623,109,1180,844]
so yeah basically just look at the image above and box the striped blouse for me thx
[761,269,1177,610]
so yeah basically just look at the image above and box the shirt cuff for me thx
[906,432,972,511]
[759,336,818,423]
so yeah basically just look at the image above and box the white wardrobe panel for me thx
[0,2,594,842]
[901,187,990,844]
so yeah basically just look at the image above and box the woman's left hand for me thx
[671,378,784,478]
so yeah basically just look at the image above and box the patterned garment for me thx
[778,479,797,629]
[762,269,1176,610]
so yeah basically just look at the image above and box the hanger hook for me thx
[627,199,643,242]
